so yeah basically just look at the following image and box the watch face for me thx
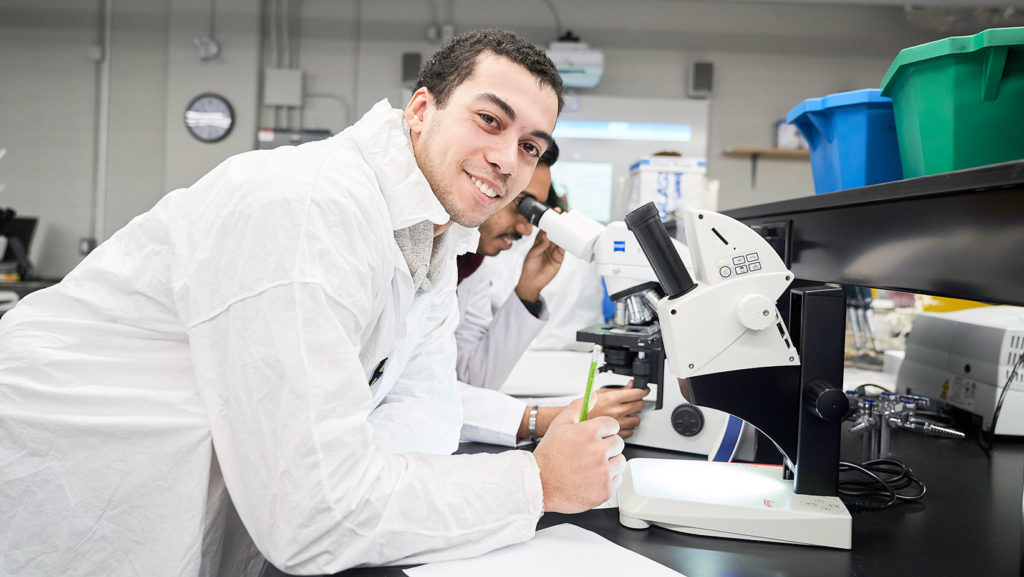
[185,93,234,143]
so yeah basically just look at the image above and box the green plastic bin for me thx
[880,26,1024,177]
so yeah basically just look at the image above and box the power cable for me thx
[978,350,1024,452]
[540,0,563,38]
[838,458,926,512]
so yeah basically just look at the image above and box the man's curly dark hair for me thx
[415,28,564,114]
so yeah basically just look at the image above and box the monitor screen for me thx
[550,161,615,223]
[3,217,37,262]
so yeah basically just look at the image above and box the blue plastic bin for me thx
[786,89,902,194]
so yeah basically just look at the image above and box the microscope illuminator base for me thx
[617,459,851,550]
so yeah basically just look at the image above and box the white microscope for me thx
[520,198,853,550]
[517,197,756,462]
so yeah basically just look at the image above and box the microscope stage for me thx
[618,458,851,549]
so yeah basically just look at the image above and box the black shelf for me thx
[724,160,1024,306]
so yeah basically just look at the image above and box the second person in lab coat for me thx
[456,142,647,446]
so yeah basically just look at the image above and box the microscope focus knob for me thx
[804,379,849,423]
[736,294,775,331]
[670,404,705,437]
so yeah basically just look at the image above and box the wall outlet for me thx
[86,44,104,62]
[79,237,98,256]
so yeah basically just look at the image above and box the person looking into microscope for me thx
[456,140,648,447]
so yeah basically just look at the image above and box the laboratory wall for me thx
[0,0,946,279]
[1,1,109,278]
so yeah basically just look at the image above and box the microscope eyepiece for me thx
[517,195,549,226]
[624,202,697,299]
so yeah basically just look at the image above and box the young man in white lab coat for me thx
[0,29,624,577]
[456,144,648,446]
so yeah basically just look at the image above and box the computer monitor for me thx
[2,217,37,280]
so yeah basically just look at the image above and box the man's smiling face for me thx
[406,51,559,228]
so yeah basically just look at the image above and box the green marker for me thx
[579,345,603,421]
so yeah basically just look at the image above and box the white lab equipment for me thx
[897,306,1024,436]
[626,156,708,221]
[517,197,755,461]
[625,361,756,461]
[614,202,852,550]
[518,195,686,297]
[654,208,799,379]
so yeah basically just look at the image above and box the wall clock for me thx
[184,93,234,143]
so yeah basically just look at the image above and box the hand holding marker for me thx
[579,345,603,421]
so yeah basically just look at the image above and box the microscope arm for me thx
[624,203,800,378]
[626,203,850,498]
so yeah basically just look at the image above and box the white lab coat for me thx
[454,267,548,446]
[0,100,544,577]
[455,265,548,390]
[485,232,605,352]
[456,381,527,447]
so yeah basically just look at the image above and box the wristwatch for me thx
[528,405,539,442]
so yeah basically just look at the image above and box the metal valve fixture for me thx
[848,390,964,461]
